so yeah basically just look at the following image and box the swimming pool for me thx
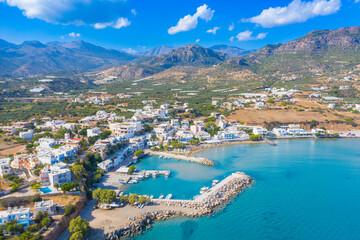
[39,187,52,194]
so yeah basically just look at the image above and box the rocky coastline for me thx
[105,172,252,239]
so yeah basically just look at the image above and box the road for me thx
[57,199,97,240]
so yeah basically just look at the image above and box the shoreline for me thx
[90,172,253,240]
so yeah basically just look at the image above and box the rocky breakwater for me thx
[149,150,215,166]
[104,172,252,239]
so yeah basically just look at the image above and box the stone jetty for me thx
[104,172,252,239]
[149,150,215,166]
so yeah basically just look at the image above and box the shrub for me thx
[64,204,76,216]
[31,194,42,203]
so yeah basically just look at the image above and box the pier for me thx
[149,150,215,166]
[96,172,252,239]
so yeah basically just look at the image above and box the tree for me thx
[78,128,88,136]
[40,217,50,227]
[11,183,20,192]
[128,165,136,175]
[64,204,76,216]
[54,183,59,191]
[128,194,139,205]
[69,217,90,237]
[249,135,262,141]
[99,130,112,140]
[70,231,85,240]
[266,99,275,104]
[33,169,40,176]
[72,165,85,178]
[138,195,150,204]
[134,149,144,157]
[93,188,116,204]
[61,183,74,193]
[143,124,152,132]
[35,211,49,224]
[87,136,99,145]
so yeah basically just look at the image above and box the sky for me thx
[1,0,360,52]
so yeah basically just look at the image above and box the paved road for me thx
[57,199,97,240]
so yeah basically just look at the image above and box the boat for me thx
[165,171,170,177]
[128,179,138,184]
[212,180,219,186]
[128,217,135,221]
[159,194,164,199]
[200,187,209,194]
[165,194,172,200]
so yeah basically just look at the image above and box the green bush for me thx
[64,204,76,216]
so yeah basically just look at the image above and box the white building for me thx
[255,102,267,109]
[253,126,268,136]
[273,128,287,137]
[0,207,32,225]
[35,200,56,216]
[87,128,101,137]
[40,167,71,187]
[19,129,34,140]
[0,158,12,176]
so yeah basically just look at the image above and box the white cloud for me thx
[355,0,360,3]
[206,26,220,35]
[228,23,234,31]
[1,0,129,26]
[236,30,267,41]
[68,32,80,37]
[122,48,137,54]
[195,39,200,43]
[131,9,137,16]
[93,17,131,29]
[244,0,341,28]
[168,4,214,34]
[3,0,79,22]
[229,36,234,42]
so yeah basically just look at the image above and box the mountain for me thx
[142,44,228,68]
[0,39,15,49]
[247,26,360,76]
[0,39,136,77]
[210,45,254,57]
[137,46,177,57]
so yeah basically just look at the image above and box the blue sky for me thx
[1,0,360,52]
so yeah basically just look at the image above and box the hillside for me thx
[0,40,136,77]
[137,46,177,57]
[143,44,228,68]
[247,26,360,77]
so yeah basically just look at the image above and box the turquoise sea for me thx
[124,139,360,240]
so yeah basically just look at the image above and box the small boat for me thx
[159,194,164,199]
[165,171,170,177]
[200,187,209,194]
[128,217,135,221]
[128,179,138,184]
[159,156,163,158]
[212,180,219,186]
[165,194,172,200]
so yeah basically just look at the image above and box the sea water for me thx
[124,139,360,240]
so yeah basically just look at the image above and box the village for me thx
[0,84,359,239]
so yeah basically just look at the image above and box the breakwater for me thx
[104,172,252,239]
[149,151,215,166]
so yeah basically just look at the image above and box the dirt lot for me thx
[229,108,360,127]
[0,143,26,157]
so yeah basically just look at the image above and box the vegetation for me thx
[92,188,116,204]
[249,135,262,141]
[134,149,144,157]
[127,165,136,175]
[31,194,42,203]
[69,217,90,240]
[64,204,77,216]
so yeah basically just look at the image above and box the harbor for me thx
[89,171,252,239]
